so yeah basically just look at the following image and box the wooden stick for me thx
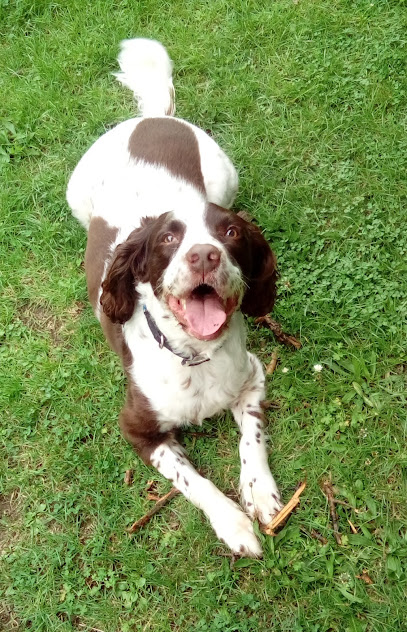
[333,499,362,513]
[321,480,342,545]
[348,518,358,534]
[310,528,328,545]
[356,570,373,585]
[260,399,280,410]
[262,481,307,535]
[266,349,279,375]
[127,488,180,533]
[146,493,161,501]
[255,315,302,349]
[124,469,133,486]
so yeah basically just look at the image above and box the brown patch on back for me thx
[85,217,118,313]
[128,118,205,192]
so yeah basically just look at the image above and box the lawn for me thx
[1,0,407,630]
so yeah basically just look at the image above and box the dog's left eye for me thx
[162,233,177,244]
[225,226,239,238]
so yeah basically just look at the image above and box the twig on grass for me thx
[146,493,161,501]
[262,481,307,536]
[334,499,362,513]
[266,349,279,375]
[356,570,374,585]
[310,528,328,545]
[260,400,280,411]
[124,469,133,486]
[321,480,342,545]
[255,315,302,349]
[127,488,180,533]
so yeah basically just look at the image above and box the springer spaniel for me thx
[67,38,283,557]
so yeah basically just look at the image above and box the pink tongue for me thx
[185,294,227,337]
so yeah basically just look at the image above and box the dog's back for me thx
[67,39,237,232]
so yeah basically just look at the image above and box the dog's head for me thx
[101,203,277,340]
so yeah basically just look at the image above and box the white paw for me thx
[240,471,283,525]
[211,498,263,558]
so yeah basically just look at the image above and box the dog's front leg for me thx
[232,354,283,525]
[149,437,263,557]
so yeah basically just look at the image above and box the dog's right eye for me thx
[162,233,177,244]
[225,226,239,239]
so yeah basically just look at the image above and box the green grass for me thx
[1,0,407,630]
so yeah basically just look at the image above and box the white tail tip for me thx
[114,38,175,117]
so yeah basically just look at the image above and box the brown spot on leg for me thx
[248,410,264,421]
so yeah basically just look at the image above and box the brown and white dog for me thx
[67,38,282,557]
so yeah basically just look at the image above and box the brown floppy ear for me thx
[240,223,278,317]
[100,218,155,324]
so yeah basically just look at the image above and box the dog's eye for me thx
[162,233,177,244]
[225,226,239,238]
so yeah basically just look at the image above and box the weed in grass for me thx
[1,0,407,630]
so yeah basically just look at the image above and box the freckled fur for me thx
[67,38,281,558]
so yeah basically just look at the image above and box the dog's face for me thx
[101,203,277,340]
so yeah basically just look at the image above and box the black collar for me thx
[143,305,211,367]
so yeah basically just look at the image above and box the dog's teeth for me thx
[181,299,186,310]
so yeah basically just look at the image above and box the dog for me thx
[67,38,283,557]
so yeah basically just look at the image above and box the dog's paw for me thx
[240,472,283,525]
[211,499,263,558]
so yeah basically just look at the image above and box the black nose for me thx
[186,244,221,274]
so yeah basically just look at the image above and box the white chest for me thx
[124,312,250,431]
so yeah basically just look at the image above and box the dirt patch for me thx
[79,518,96,545]
[0,490,21,522]
[0,490,23,556]
[18,301,85,345]
[0,604,20,631]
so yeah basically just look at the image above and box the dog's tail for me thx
[114,38,175,117]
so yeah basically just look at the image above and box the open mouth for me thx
[167,284,237,341]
